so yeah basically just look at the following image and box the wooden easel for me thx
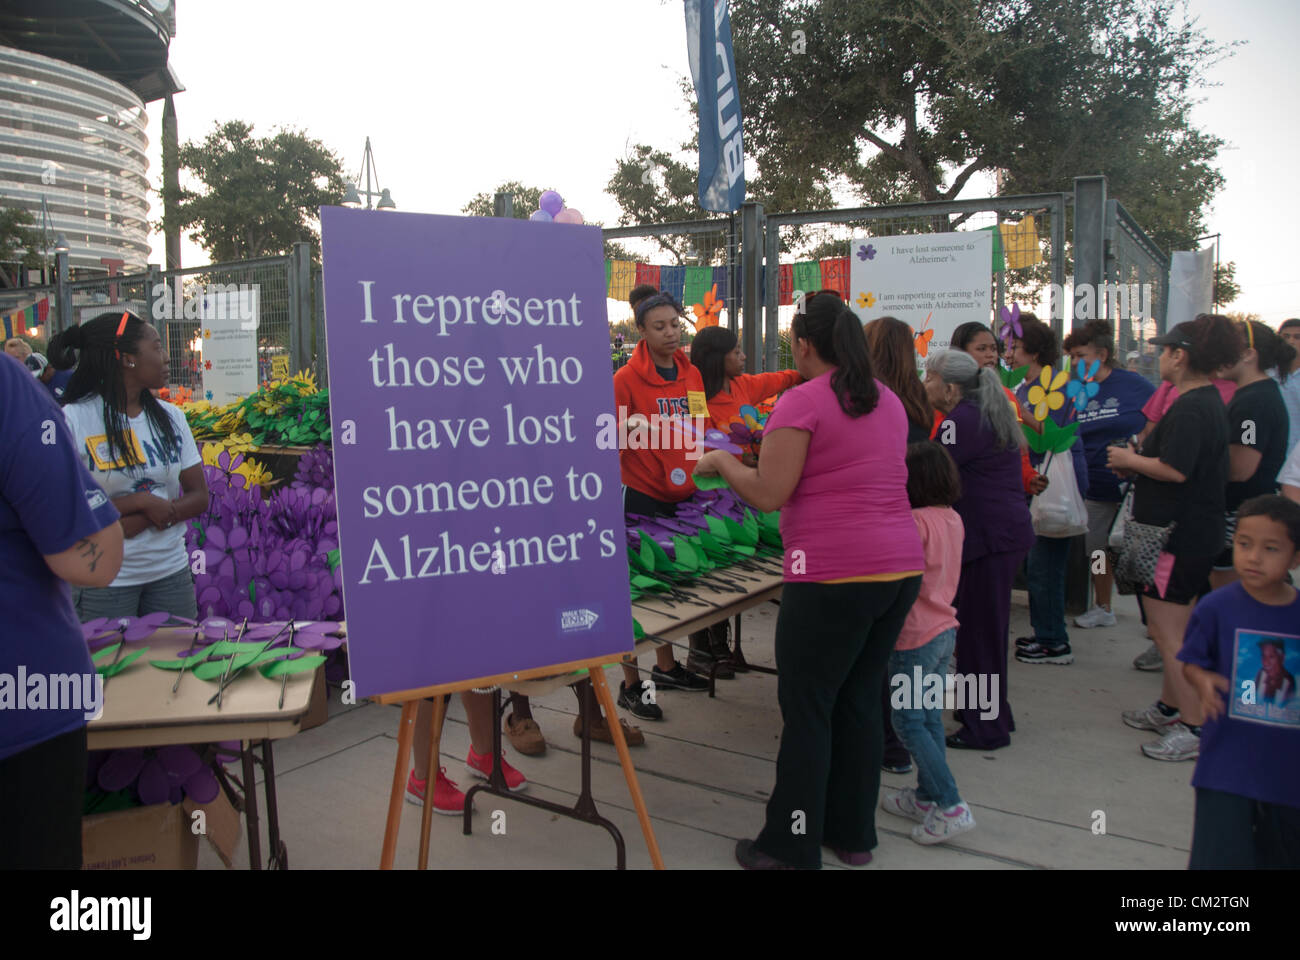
[377,654,664,870]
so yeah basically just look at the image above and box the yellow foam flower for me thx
[1026,365,1069,421]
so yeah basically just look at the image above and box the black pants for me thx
[1189,786,1300,869]
[755,576,922,868]
[0,725,87,869]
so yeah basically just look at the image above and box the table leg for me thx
[241,741,262,871]
[261,739,288,869]
[381,699,418,869]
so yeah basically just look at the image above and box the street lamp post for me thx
[54,232,71,336]
[342,137,396,210]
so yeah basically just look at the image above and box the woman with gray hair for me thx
[924,349,1035,750]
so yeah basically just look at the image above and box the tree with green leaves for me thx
[610,0,1233,263]
[166,121,346,262]
[0,207,43,288]
[462,181,637,260]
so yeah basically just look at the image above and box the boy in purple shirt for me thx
[1178,494,1300,868]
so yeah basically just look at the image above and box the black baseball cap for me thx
[1149,322,1194,348]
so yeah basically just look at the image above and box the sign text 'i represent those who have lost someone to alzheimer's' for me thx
[319,208,634,698]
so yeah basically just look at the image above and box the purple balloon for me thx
[529,209,553,223]
[538,190,564,216]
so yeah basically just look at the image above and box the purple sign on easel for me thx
[320,207,633,698]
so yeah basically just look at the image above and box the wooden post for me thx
[591,668,664,869]
[380,699,418,869]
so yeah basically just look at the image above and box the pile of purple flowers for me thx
[186,445,343,622]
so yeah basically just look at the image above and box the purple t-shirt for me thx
[0,359,121,761]
[1177,582,1300,809]
[766,372,923,582]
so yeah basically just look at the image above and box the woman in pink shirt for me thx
[881,441,975,844]
[695,292,924,870]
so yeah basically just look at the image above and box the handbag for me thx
[1114,508,1174,596]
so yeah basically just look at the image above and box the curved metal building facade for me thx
[0,45,152,274]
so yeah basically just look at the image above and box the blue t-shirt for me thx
[1177,582,1300,809]
[1272,368,1300,458]
[1073,368,1154,502]
[0,359,121,761]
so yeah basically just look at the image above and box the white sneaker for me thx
[1140,723,1200,762]
[880,787,935,823]
[1122,700,1181,731]
[1074,604,1116,628]
[912,802,976,845]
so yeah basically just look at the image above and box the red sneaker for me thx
[465,746,528,792]
[405,768,466,816]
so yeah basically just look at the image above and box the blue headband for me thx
[634,293,684,323]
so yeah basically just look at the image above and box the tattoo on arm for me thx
[75,537,102,572]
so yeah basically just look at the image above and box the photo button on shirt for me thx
[62,399,201,587]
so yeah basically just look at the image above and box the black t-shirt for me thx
[1133,384,1229,557]
[1224,378,1288,511]
[655,364,678,383]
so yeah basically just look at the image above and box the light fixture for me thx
[344,137,396,211]
[54,233,70,253]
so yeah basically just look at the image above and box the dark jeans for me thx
[1189,786,1300,869]
[755,576,922,868]
[1026,534,1072,645]
[0,725,86,869]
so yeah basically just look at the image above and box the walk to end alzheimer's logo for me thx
[0,668,103,720]
[1229,630,1300,727]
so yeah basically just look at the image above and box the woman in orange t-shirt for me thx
[690,325,801,463]
[688,324,800,677]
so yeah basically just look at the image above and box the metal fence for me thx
[1108,199,1169,380]
[601,216,741,371]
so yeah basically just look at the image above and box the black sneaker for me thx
[1014,635,1036,649]
[1015,641,1074,665]
[617,681,663,721]
[651,662,711,692]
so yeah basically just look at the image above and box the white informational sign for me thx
[199,287,259,404]
[1166,247,1214,329]
[848,231,992,356]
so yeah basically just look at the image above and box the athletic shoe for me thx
[880,787,935,823]
[1014,635,1037,649]
[405,768,466,816]
[1133,642,1163,672]
[465,746,528,792]
[1015,641,1074,665]
[686,651,735,680]
[912,802,976,845]
[573,712,644,747]
[617,680,664,721]
[504,712,546,756]
[1140,723,1200,762]
[1074,605,1116,628]
[1122,700,1181,731]
[882,760,913,775]
[651,662,711,692]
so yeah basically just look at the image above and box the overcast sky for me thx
[145,0,1299,324]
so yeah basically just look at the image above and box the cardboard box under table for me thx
[87,626,324,870]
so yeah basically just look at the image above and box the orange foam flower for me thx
[692,284,723,328]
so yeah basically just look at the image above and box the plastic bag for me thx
[1108,485,1133,551]
[1030,452,1088,538]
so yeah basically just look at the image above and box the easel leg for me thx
[417,695,446,870]
[381,699,418,870]
[261,739,287,869]
[590,668,664,870]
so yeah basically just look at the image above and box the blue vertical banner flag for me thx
[685,0,745,212]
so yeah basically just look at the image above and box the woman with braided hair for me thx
[47,311,207,620]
